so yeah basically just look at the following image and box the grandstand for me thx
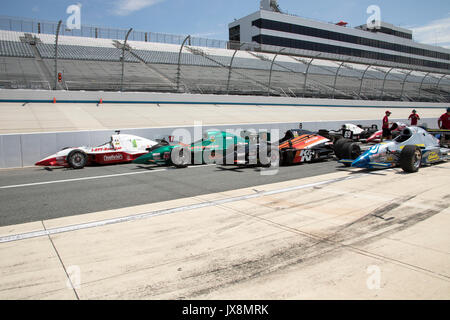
[0,17,449,101]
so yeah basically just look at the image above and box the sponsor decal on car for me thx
[427,151,440,162]
[299,149,315,162]
[103,154,124,162]
[92,147,122,152]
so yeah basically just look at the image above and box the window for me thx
[252,18,450,62]
[257,35,450,70]
[229,25,240,42]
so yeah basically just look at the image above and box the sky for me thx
[1,0,450,48]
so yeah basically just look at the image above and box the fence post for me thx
[267,48,285,96]
[54,20,62,90]
[303,57,315,98]
[358,64,372,98]
[380,67,394,100]
[400,69,414,100]
[227,43,245,95]
[418,72,431,101]
[121,28,133,92]
[176,35,191,92]
[332,61,345,99]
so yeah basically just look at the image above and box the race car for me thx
[336,126,449,173]
[35,131,159,169]
[318,123,379,142]
[223,129,335,167]
[426,128,450,148]
[366,122,407,143]
[133,130,248,168]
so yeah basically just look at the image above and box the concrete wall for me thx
[0,89,448,109]
[0,118,436,169]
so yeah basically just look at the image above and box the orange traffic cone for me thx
[53,98,56,104]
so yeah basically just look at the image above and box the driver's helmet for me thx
[399,128,413,141]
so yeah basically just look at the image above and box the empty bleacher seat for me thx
[36,43,138,62]
[0,40,35,57]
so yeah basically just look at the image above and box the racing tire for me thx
[67,150,87,169]
[334,138,351,159]
[400,145,422,173]
[341,142,361,167]
[261,148,280,168]
[171,147,190,168]
[280,149,294,166]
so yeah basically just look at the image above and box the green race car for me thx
[133,130,248,168]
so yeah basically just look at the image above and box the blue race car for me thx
[336,126,449,173]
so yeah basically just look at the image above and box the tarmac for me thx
[0,162,449,299]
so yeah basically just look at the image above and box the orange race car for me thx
[224,129,335,167]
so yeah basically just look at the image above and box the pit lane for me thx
[0,160,339,226]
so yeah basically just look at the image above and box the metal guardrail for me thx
[64,81,179,92]
[0,80,51,90]
[0,16,231,49]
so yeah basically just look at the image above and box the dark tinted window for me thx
[229,25,240,42]
[253,35,450,70]
[252,18,450,62]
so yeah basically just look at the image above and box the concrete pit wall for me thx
[0,118,437,169]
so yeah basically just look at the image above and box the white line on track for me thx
[0,164,216,190]
[0,173,367,244]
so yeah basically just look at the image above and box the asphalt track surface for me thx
[0,160,341,227]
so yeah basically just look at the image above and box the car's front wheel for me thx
[67,150,87,169]
[171,147,190,168]
[334,138,351,159]
[400,145,422,173]
[340,142,361,167]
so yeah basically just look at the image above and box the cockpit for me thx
[394,128,413,143]
[279,130,313,143]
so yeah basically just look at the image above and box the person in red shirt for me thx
[438,108,450,129]
[408,110,420,126]
[381,110,392,142]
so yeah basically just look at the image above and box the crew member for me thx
[381,110,392,142]
[408,109,420,126]
[438,108,450,129]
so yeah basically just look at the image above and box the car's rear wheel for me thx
[67,150,87,169]
[280,149,294,166]
[400,145,422,173]
[261,148,280,168]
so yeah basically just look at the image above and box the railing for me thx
[0,80,51,90]
[64,81,179,92]
[0,16,230,49]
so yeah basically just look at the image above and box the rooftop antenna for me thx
[260,0,282,13]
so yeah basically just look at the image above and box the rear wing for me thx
[317,129,353,140]
[426,129,450,135]
[427,129,450,147]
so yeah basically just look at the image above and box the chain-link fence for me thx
[0,16,449,102]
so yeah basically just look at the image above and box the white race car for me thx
[36,131,159,169]
[319,123,379,141]
[366,122,407,143]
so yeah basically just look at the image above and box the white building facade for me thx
[229,1,450,72]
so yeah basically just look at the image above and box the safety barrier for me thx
[0,118,437,169]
